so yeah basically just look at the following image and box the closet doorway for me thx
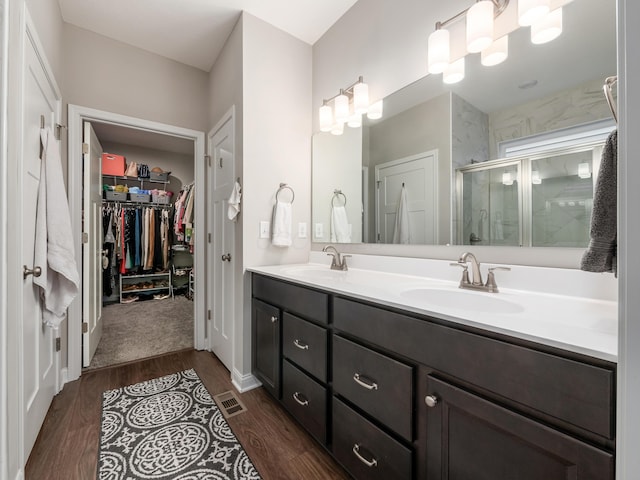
[67,105,206,380]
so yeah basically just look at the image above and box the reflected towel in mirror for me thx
[393,186,410,244]
[330,205,351,242]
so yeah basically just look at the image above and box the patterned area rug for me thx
[98,369,261,479]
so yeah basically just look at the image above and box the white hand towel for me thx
[271,201,292,247]
[227,180,242,221]
[393,186,410,244]
[330,205,351,243]
[33,127,80,329]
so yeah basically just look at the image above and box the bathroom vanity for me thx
[249,258,616,480]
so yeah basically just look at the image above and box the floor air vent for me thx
[213,390,248,418]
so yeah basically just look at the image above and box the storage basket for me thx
[149,171,169,182]
[129,193,151,203]
[152,194,170,204]
[105,191,127,201]
[101,153,126,176]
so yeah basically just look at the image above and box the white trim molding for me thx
[231,368,261,393]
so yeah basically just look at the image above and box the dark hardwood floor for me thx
[25,349,350,480]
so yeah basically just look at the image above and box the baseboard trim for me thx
[58,367,68,393]
[231,368,262,393]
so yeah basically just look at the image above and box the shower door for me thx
[457,160,522,246]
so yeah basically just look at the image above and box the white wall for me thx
[242,12,312,267]
[62,24,209,133]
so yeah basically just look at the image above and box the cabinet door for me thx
[252,299,281,399]
[423,376,613,480]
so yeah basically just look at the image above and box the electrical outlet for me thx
[298,222,307,238]
[315,223,324,239]
[259,221,270,239]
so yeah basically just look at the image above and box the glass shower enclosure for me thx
[456,144,602,248]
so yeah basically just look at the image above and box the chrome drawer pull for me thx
[270,316,278,323]
[293,339,309,350]
[353,373,378,390]
[292,392,309,406]
[352,444,378,468]
[425,394,439,408]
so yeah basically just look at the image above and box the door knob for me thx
[23,265,42,279]
[221,253,231,262]
[425,395,439,408]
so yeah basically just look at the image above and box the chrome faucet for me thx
[451,251,510,293]
[323,245,351,271]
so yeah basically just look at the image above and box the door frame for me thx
[66,105,206,382]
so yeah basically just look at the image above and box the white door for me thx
[82,122,104,366]
[21,28,60,460]
[207,116,235,371]
[375,151,438,244]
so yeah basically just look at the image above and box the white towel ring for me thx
[332,190,347,207]
[276,183,295,204]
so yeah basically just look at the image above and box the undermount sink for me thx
[400,287,525,314]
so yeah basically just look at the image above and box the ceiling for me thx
[57,0,359,72]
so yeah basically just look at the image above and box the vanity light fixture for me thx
[531,7,562,44]
[481,35,508,66]
[502,172,514,186]
[578,162,591,179]
[443,58,466,84]
[319,76,382,135]
[428,0,564,85]
[518,0,550,27]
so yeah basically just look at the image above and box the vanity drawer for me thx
[252,274,328,324]
[334,296,615,440]
[283,313,328,382]
[333,335,413,441]
[282,360,327,444]
[332,397,412,480]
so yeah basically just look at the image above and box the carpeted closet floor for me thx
[86,295,194,370]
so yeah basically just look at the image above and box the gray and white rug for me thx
[98,369,261,480]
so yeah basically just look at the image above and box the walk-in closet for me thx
[85,121,196,369]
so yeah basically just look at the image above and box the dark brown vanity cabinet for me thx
[422,376,614,480]
[251,273,616,480]
[252,298,281,399]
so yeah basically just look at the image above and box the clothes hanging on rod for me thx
[101,203,173,297]
[174,183,195,247]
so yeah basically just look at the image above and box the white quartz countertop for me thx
[247,257,618,363]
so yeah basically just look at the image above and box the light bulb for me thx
[502,172,513,186]
[353,82,369,115]
[443,58,465,84]
[334,93,350,124]
[467,1,494,53]
[331,122,344,136]
[428,29,450,74]
[367,100,383,120]
[518,0,550,27]
[578,162,591,179]
[481,35,508,66]
[531,8,562,44]
[319,104,333,132]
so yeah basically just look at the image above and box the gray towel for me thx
[580,129,617,276]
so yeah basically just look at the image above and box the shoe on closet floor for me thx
[153,293,170,300]
[121,295,139,304]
